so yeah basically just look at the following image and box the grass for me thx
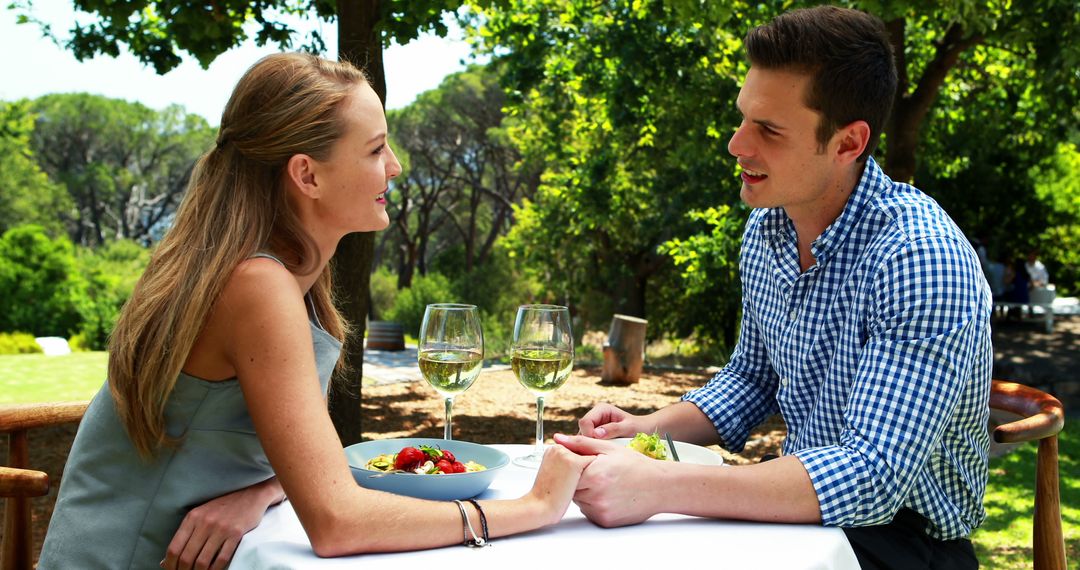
[972,419,1079,569]
[0,352,107,404]
[2,352,1076,567]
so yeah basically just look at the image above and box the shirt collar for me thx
[811,156,888,262]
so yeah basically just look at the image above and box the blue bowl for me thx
[345,438,509,501]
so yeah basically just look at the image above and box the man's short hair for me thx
[745,6,897,162]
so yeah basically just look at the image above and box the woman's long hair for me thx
[108,53,366,458]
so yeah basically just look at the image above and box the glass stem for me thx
[534,395,546,455]
[444,396,454,440]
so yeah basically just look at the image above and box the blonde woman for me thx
[39,53,591,570]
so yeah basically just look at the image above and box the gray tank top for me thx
[39,254,342,569]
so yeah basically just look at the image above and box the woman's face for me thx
[312,82,402,234]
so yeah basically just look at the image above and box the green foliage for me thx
[68,332,92,352]
[369,266,399,320]
[0,100,71,235]
[0,226,148,347]
[1031,144,1080,296]
[0,332,44,355]
[10,1,475,74]
[0,225,86,336]
[384,272,457,338]
[73,240,151,349]
[657,205,745,348]
[472,0,1080,347]
[474,0,747,338]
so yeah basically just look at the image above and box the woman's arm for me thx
[219,260,590,556]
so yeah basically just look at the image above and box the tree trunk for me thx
[328,1,383,446]
[601,314,648,385]
[882,19,982,184]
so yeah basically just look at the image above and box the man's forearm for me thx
[663,455,821,523]
[644,401,724,447]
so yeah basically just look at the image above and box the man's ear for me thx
[834,120,871,165]
[285,154,321,199]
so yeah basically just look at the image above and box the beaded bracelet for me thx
[451,499,488,547]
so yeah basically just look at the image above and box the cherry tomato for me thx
[441,450,456,463]
[394,447,425,471]
[435,459,454,474]
[451,461,467,473]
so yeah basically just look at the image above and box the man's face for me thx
[728,67,840,217]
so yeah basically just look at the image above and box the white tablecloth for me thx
[232,445,860,569]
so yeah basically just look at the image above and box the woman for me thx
[39,53,591,570]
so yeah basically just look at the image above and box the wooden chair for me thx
[0,402,88,570]
[989,379,1067,570]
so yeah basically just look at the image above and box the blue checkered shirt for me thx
[683,157,992,539]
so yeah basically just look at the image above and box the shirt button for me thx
[789,309,798,320]
[781,377,790,387]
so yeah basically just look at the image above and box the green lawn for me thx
[973,420,1079,569]
[0,351,107,404]
[1,352,1076,567]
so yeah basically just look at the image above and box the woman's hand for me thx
[162,478,284,570]
[526,442,595,525]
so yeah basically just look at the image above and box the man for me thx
[1025,250,1049,288]
[556,6,991,569]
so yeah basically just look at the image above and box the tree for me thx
[0,100,71,236]
[470,0,747,338]
[10,0,480,444]
[383,64,539,289]
[29,93,213,247]
[471,0,1080,347]
[869,0,1080,183]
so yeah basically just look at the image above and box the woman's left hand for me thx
[162,477,284,570]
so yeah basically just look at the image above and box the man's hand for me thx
[554,433,667,527]
[162,478,283,570]
[577,403,644,438]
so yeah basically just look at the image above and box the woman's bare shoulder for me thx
[222,257,303,308]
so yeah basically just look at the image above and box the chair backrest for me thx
[1,401,88,570]
[989,380,1066,570]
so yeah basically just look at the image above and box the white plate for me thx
[613,437,724,466]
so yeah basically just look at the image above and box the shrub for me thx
[0,331,44,355]
[68,332,92,352]
[0,225,86,336]
[73,240,150,349]
[369,266,398,320]
[384,272,456,337]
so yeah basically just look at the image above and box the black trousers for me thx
[842,509,978,570]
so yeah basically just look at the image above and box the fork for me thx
[664,432,681,462]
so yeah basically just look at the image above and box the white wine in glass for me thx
[511,304,573,468]
[419,304,483,440]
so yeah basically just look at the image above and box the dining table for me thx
[231,444,861,569]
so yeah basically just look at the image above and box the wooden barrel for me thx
[366,321,406,351]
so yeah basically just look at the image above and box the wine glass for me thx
[510,304,573,468]
[418,304,484,440]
